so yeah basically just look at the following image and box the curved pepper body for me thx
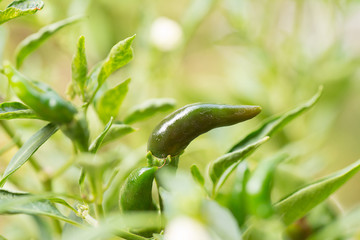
[4,64,77,123]
[119,166,158,212]
[148,103,261,158]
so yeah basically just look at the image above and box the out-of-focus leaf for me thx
[308,206,360,240]
[32,215,53,240]
[228,161,250,227]
[96,78,130,123]
[275,159,360,225]
[228,86,323,153]
[153,233,164,240]
[190,164,205,187]
[66,213,163,240]
[181,0,217,41]
[89,117,113,153]
[245,154,288,218]
[123,98,176,124]
[210,136,269,194]
[0,0,44,25]
[15,16,82,68]
[0,190,80,225]
[102,123,136,144]
[0,26,7,62]
[202,200,242,240]
[0,123,58,187]
[0,101,40,120]
[71,35,87,99]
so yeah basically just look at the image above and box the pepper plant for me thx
[0,1,360,240]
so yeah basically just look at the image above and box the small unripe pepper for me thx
[119,166,158,212]
[147,103,261,158]
[4,63,77,124]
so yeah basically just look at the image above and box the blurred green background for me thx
[1,0,360,236]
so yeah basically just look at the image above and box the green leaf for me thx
[0,0,44,25]
[96,78,130,123]
[89,117,113,153]
[97,35,135,87]
[15,16,82,68]
[71,35,88,99]
[0,101,40,120]
[190,164,205,187]
[66,212,162,240]
[202,200,242,240]
[245,153,288,218]
[228,86,323,153]
[308,206,360,240]
[0,123,58,187]
[228,161,250,227]
[0,190,80,225]
[123,98,176,124]
[275,159,360,225]
[210,136,269,195]
[102,123,136,144]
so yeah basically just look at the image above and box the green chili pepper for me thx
[4,63,77,123]
[245,153,288,218]
[119,166,158,212]
[147,103,261,158]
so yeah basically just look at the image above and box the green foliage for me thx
[210,136,269,194]
[190,164,205,187]
[0,0,44,25]
[0,1,359,239]
[0,123,58,187]
[89,117,113,153]
[0,101,39,120]
[124,98,176,124]
[71,35,88,100]
[0,190,79,225]
[15,16,82,68]
[96,78,130,123]
[275,159,360,225]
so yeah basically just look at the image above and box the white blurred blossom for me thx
[150,17,183,51]
[164,216,212,240]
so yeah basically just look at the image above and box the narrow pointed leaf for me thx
[275,159,360,225]
[97,35,135,87]
[0,0,44,25]
[190,164,205,187]
[0,101,40,120]
[123,98,176,124]
[229,86,323,153]
[15,16,82,68]
[96,78,130,123]
[89,117,113,153]
[71,35,87,98]
[103,123,136,144]
[0,190,80,225]
[210,136,269,194]
[228,161,250,227]
[0,123,59,186]
[245,153,288,218]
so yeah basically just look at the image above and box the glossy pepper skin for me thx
[119,166,158,212]
[148,103,261,158]
[4,64,77,124]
